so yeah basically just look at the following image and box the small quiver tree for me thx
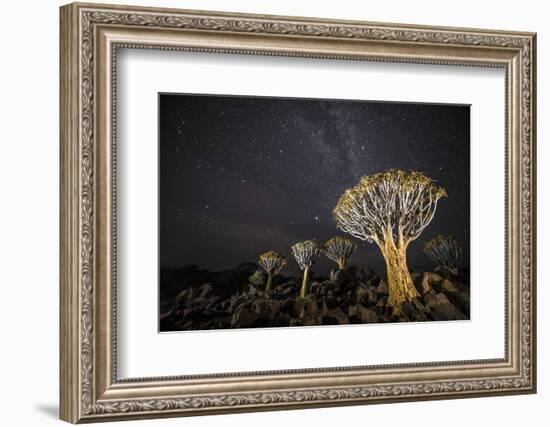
[258,251,287,293]
[423,234,462,275]
[291,240,320,299]
[333,170,447,315]
[321,236,358,270]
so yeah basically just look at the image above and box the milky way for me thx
[159,94,470,276]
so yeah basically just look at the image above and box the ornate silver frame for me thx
[60,2,537,423]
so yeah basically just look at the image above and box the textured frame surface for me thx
[60,2,536,423]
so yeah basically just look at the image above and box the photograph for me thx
[158,94,471,332]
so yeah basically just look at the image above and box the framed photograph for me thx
[158,94,471,332]
[60,2,537,423]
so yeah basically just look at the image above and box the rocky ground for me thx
[159,264,470,331]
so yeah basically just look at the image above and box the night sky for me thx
[159,94,470,277]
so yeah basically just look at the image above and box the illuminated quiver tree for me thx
[423,234,462,275]
[321,236,357,270]
[333,170,447,314]
[291,240,320,298]
[258,251,287,292]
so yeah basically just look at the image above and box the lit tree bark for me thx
[300,266,310,298]
[382,239,418,311]
[333,170,447,315]
[266,271,274,293]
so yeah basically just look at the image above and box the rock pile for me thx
[160,266,470,331]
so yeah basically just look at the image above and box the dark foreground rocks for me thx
[160,266,470,331]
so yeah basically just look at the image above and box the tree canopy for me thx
[333,169,447,247]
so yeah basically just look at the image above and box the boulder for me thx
[424,291,452,307]
[331,269,353,286]
[346,265,358,277]
[417,272,443,295]
[274,313,292,327]
[269,300,282,317]
[246,284,260,297]
[322,297,341,312]
[302,315,322,326]
[376,279,389,295]
[198,283,213,298]
[299,298,321,318]
[290,319,303,327]
[376,296,387,307]
[204,296,222,310]
[251,299,270,315]
[361,268,379,285]
[280,298,296,314]
[400,299,429,322]
[424,292,467,321]
[256,310,274,325]
[309,281,322,295]
[440,279,459,293]
[228,296,249,313]
[444,290,470,316]
[321,307,349,325]
[356,282,378,306]
[231,308,258,328]
[175,287,195,306]
[273,281,299,298]
[348,304,378,323]
[428,303,467,321]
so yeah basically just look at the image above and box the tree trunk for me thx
[382,240,419,315]
[299,267,310,298]
[266,271,273,293]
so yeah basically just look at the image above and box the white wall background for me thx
[0,0,545,425]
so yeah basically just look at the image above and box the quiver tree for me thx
[333,170,447,314]
[321,236,358,270]
[423,234,462,275]
[291,240,320,298]
[258,251,287,292]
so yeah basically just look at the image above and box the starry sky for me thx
[159,94,470,277]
